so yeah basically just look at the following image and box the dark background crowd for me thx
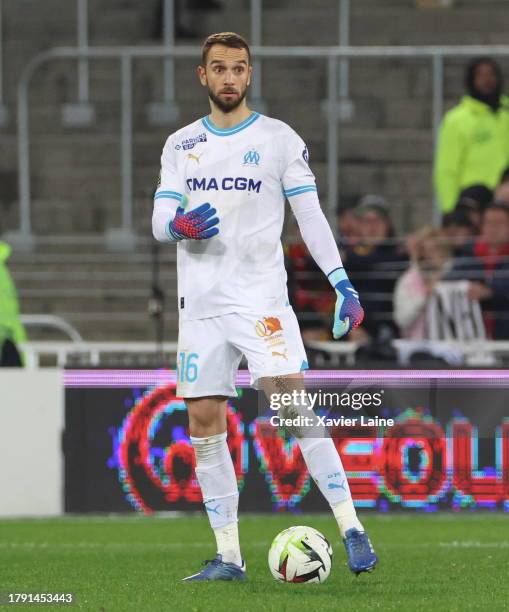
[286,178,509,345]
[285,56,509,348]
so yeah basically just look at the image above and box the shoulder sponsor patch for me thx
[175,132,208,151]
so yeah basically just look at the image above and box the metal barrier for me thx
[18,338,509,369]
[9,44,509,251]
[20,314,84,343]
[305,339,509,367]
[250,0,263,109]
[0,0,7,126]
[146,0,179,125]
[62,0,95,126]
[20,341,178,368]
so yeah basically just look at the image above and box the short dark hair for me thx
[441,209,476,231]
[458,184,494,212]
[201,32,251,66]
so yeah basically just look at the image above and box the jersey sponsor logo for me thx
[302,146,309,163]
[175,132,207,151]
[186,176,262,193]
[243,149,261,166]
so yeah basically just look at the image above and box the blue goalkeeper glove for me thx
[328,267,364,339]
[167,202,219,241]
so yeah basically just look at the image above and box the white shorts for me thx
[176,309,309,398]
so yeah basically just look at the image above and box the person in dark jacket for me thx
[441,206,477,257]
[341,196,407,341]
[447,203,509,339]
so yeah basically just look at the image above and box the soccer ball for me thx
[268,525,333,583]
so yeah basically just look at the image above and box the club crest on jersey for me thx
[243,149,261,167]
[175,132,207,151]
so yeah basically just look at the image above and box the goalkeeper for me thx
[152,31,377,581]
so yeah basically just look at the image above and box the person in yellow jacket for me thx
[434,57,509,213]
[0,241,26,366]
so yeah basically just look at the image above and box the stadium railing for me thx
[305,339,509,367]
[0,0,7,126]
[17,338,509,368]
[20,341,178,368]
[20,314,84,343]
[8,43,509,252]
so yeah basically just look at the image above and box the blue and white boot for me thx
[343,528,378,575]
[182,554,247,582]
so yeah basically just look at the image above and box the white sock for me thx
[213,522,242,567]
[190,432,242,566]
[297,436,364,537]
[332,500,364,538]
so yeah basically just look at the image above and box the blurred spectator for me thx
[457,184,493,220]
[0,241,26,367]
[337,199,361,247]
[441,207,477,256]
[447,204,509,338]
[495,170,509,205]
[394,227,453,339]
[342,196,408,342]
[434,57,509,213]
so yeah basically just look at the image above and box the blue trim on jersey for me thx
[283,185,317,198]
[154,190,183,202]
[202,112,260,136]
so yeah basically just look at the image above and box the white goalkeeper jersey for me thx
[153,112,317,321]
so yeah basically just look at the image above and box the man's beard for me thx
[208,86,247,113]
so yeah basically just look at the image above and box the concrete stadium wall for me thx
[0,370,64,517]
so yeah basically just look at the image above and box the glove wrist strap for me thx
[166,221,184,242]
[327,267,348,288]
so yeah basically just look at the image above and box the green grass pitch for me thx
[1,514,509,611]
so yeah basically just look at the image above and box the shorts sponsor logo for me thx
[255,317,286,349]
[271,348,288,361]
[255,317,282,337]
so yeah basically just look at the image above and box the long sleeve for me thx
[282,129,343,277]
[288,193,343,277]
[152,135,186,242]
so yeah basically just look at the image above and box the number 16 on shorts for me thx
[177,351,199,385]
